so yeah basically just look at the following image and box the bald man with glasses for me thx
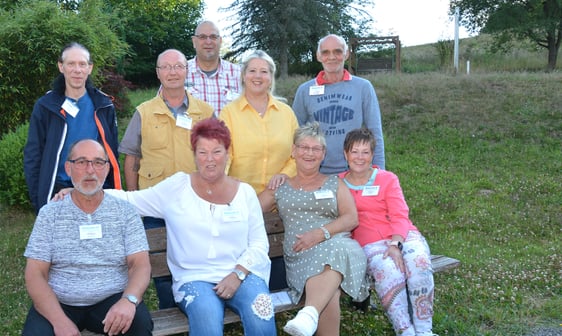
[187,20,241,116]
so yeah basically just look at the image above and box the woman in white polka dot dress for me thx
[261,122,369,336]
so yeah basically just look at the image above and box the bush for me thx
[0,0,128,135]
[0,123,31,209]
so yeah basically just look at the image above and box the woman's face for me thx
[194,137,228,180]
[344,141,373,174]
[243,58,272,96]
[292,136,325,172]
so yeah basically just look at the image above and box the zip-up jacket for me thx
[24,75,121,213]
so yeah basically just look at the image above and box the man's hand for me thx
[51,188,73,201]
[102,298,136,336]
[52,317,81,336]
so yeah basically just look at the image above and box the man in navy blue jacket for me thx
[24,42,121,213]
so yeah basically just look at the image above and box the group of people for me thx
[21,19,436,336]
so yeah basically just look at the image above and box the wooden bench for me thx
[82,212,460,336]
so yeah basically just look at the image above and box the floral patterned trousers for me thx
[363,231,435,336]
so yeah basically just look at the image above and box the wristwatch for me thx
[320,226,331,240]
[123,294,139,306]
[389,240,403,251]
[233,269,246,281]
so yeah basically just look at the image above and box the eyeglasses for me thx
[156,64,187,72]
[68,158,109,170]
[296,144,324,154]
[193,34,220,41]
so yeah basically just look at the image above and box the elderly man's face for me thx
[65,140,109,197]
[317,36,349,73]
[58,47,93,91]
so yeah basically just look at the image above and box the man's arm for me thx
[123,154,141,191]
[102,251,151,335]
[25,259,80,335]
[291,84,310,126]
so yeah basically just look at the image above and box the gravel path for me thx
[525,326,562,336]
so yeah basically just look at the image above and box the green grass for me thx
[2,69,561,335]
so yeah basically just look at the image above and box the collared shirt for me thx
[186,57,241,116]
[339,166,418,246]
[315,69,352,85]
[220,94,298,193]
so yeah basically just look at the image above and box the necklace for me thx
[295,174,322,191]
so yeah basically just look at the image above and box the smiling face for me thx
[65,140,109,197]
[292,136,326,173]
[317,35,349,74]
[243,58,272,96]
[58,47,93,91]
[194,137,228,181]
[192,22,222,63]
[156,50,187,90]
[344,140,373,175]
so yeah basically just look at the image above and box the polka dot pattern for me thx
[275,175,370,304]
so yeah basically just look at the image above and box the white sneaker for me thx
[283,306,319,336]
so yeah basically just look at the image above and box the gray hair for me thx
[294,122,326,148]
[59,42,91,64]
[317,34,349,54]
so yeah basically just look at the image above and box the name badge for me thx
[62,99,79,118]
[309,85,325,96]
[176,114,193,130]
[362,185,380,196]
[225,89,239,102]
[314,189,334,199]
[223,209,242,222]
[79,224,102,240]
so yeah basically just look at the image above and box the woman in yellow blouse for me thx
[220,50,298,210]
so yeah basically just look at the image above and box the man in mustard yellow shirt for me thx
[119,49,213,309]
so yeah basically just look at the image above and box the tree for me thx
[223,0,374,78]
[451,0,562,71]
[105,0,204,86]
[0,0,128,134]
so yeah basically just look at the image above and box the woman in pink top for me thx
[338,128,436,336]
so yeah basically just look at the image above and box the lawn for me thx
[1,71,560,335]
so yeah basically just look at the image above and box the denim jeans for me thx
[143,216,175,309]
[21,292,153,336]
[176,273,277,336]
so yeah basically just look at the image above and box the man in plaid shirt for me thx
[186,21,241,116]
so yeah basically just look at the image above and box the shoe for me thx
[283,306,319,336]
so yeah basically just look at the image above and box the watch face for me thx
[235,270,246,280]
[126,295,138,304]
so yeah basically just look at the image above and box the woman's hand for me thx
[266,174,288,190]
[213,272,242,300]
[51,188,73,201]
[383,245,406,274]
[292,228,324,253]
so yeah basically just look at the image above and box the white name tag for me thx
[176,114,193,129]
[79,224,102,240]
[62,98,79,118]
[309,85,325,96]
[314,189,334,199]
[223,209,242,222]
[362,185,380,196]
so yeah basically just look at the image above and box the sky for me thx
[203,0,472,47]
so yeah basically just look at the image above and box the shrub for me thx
[0,0,128,135]
[0,123,31,209]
